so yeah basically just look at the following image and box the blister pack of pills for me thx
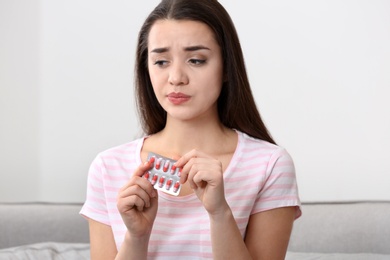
[143,152,182,196]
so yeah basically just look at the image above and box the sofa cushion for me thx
[0,242,90,260]
[286,251,390,260]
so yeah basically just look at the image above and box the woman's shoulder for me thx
[95,136,146,161]
[236,130,292,160]
[237,130,280,151]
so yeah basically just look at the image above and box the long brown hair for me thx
[135,0,276,144]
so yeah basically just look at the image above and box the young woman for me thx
[80,0,301,259]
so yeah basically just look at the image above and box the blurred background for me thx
[1,0,389,203]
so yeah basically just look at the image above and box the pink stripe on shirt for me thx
[80,130,301,259]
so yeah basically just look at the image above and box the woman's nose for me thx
[168,64,189,86]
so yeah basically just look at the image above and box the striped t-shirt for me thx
[80,130,301,259]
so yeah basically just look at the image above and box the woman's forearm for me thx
[115,232,150,260]
[209,208,252,260]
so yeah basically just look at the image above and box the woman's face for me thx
[147,19,224,123]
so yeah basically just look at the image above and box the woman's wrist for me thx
[207,202,232,222]
[123,230,151,246]
[116,231,150,260]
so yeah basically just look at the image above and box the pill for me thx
[173,181,180,193]
[178,168,182,177]
[155,158,162,170]
[163,160,170,172]
[158,176,165,188]
[151,174,158,185]
[165,179,172,190]
[170,164,176,174]
[149,156,155,164]
[144,171,150,180]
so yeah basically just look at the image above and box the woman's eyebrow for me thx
[184,45,210,51]
[150,45,210,54]
[150,47,169,54]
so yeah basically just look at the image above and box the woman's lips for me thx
[167,92,191,105]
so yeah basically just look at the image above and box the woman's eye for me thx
[154,60,168,66]
[189,59,206,65]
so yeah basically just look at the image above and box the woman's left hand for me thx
[174,149,229,215]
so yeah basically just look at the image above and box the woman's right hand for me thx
[117,159,158,238]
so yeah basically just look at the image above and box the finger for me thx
[174,149,198,168]
[133,157,155,178]
[186,158,222,186]
[117,193,148,212]
[186,161,211,189]
[179,157,208,184]
[181,158,206,186]
[120,176,157,200]
[192,169,214,188]
[119,184,153,208]
[175,150,199,184]
[118,177,155,197]
[171,154,181,161]
[179,159,193,184]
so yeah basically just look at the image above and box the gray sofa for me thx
[0,202,389,259]
[0,203,90,259]
[287,201,390,259]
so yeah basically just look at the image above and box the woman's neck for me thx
[149,116,235,158]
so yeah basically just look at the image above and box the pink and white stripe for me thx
[80,130,301,259]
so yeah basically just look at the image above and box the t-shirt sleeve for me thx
[251,148,301,218]
[79,154,111,225]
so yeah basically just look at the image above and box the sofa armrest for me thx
[0,203,89,249]
[288,201,390,254]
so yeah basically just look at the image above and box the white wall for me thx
[1,0,389,203]
[233,0,390,202]
[0,1,41,201]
